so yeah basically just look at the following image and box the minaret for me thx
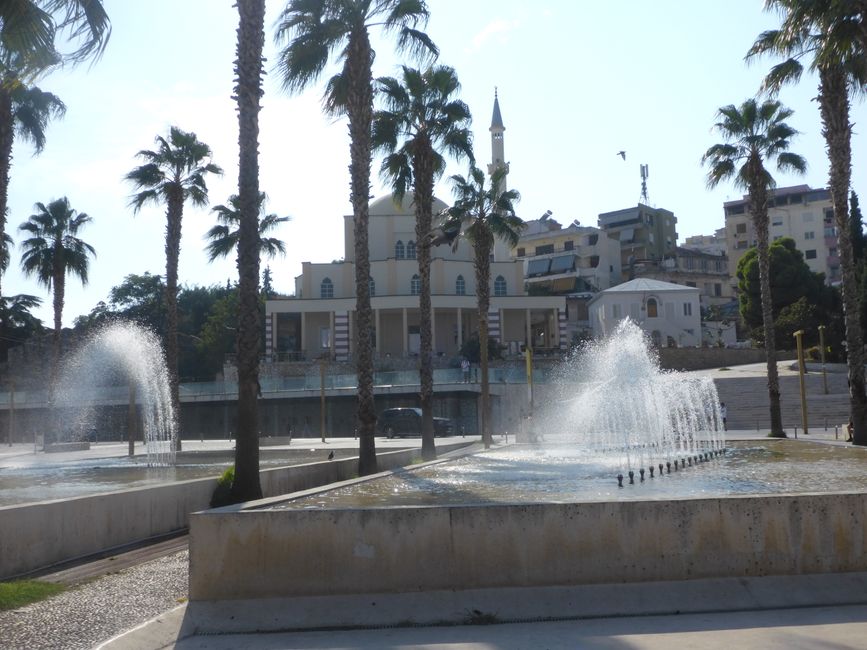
[488,88,509,190]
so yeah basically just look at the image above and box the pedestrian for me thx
[720,402,727,431]
[847,418,853,442]
[461,357,470,383]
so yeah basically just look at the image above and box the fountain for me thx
[53,322,176,466]
[185,320,867,633]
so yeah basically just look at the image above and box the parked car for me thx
[377,408,454,438]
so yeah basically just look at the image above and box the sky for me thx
[5,0,867,327]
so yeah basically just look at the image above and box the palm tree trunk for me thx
[749,170,784,437]
[51,263,64,384]
[164,195,183,451]
[819,68,867,445]
[474,227,493,448]
[346,28,377,476]
[231,0,265,502]
[0,84,12,302]
[414,146,436,461]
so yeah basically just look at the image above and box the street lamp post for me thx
[818,325,828,395]
[319,356,326,443]
[794,330,808,436]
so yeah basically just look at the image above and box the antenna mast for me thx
[640,164,649,203]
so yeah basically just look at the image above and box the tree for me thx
[0,293,43,363]
[748,1,867,444]
[205,193,288,262]
[442,165,523,448]
[372,64,473,461]
[702,99,806,438]
[125,127,222,451]
[0,0,109,301]
[736,238,840,349]
[275,0,437,476]
[261,266,274,299]
[0,83,64,301]
[18,196,94,373]
[231,0,267,502]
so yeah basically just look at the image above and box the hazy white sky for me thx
[5,0,867,326]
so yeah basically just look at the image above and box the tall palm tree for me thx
[125,127,222,451]
[231,0,266,502]
[275,0,437,476]
[702,99,806,438]
[748,0,867,445]
[18,196,94,370]
[441,165,523,448]
[0,82,64,301]
[205,193,288,262]
[371,64,473,461]
[0,0,109,301]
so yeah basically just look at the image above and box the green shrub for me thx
[210,466,235,508]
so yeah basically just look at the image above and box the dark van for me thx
[378,408,454,438]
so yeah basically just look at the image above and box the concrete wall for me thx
[189,491,867,601]
[0,443,470,579]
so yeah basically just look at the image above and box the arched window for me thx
[646,297,658,318]
[395,240,405,259]
[455,274,466,295]
[368,277,375,297]
[406,240,416,259]
[494,275,507,296]
[320,277,334,299]
[410,274,420,295]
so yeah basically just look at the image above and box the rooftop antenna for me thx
[640,164,649,204]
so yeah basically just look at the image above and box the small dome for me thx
[369,194,448,216]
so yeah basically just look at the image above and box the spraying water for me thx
[548,320,725,478]
[54,322,176,466]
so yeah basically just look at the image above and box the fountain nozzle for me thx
[617,474,624,488]
[659,463,664,475]
[628,470,634,484]
[649,466,655,478]
[666,461,671,473]
[639,468,645,481]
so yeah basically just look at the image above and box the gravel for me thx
[0,550,188,650]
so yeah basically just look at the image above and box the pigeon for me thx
[328,451,334,460]
[617,151,626,161]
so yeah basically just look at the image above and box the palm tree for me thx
[0,0,109,301]
[0,82,65,301]
[18,196,94,371]
[231,0,267,502]
[702,99,806,438]
[125,127,222,451]
[371,64,473,461]
[0,292,43,363]
[441,165,523,448]
[748,0,867,444]
[205,193,288,262]
[275,0,437,476]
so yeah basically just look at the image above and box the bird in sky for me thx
[617,151,626,160]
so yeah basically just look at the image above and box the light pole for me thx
[794,330,808,436]
[319,356,327,443]
[818,325,828,395]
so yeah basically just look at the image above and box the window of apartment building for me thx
[320,277,334,298]
[535,244,554,255]
[683,302,692,317]
[804,231,815,240]
[646,297,658,318]
[803,212,814,222]
[456,275,466,295]
[772,219,783,226]
[773,235,782,241]
[406,240,416,259]
[736,223,747,234]
[805,249,817,259]
[516,247,525,257]
[564,240,574,251]
[830,248,838,257]
[411,274,420,295]
[715,283,722,297]
[395,240,405,259]
[494,275,507,296]
[736,240,748,249]
[825,226,836,237]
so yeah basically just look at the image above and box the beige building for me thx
[633,247,732,309]
[724,184,839,287]
[264,92,566,362]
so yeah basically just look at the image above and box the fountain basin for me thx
[188,440,867,631]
